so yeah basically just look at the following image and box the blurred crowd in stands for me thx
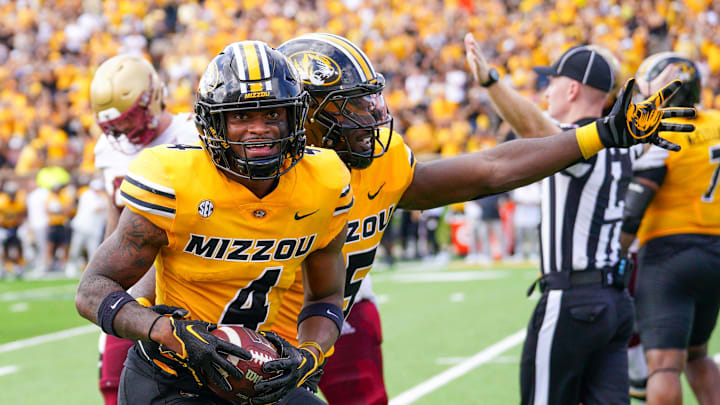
[1,0,719,275]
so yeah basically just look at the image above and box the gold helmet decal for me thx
[288,51,341,86]
[198,61,219,94]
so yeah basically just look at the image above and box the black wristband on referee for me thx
[297,303,343,334]
[97,290,135,337]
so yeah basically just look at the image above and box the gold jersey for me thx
[119,143,353,331]
[273,129,416,345]
[47,188,74,226]
[0,190,26,228]
[635,110,720,246]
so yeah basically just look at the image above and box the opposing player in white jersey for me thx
[90,54,198,405]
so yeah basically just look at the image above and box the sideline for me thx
[389,329,526,405]
[0,325,98,354]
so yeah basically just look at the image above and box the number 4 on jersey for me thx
[219,267,282,329]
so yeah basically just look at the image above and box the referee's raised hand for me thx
[464,33,491,84]
[597,78,695,151]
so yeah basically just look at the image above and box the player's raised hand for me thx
[593,78,695,151]
[464,33,492,85]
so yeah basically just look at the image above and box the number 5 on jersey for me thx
[343,246,378,318]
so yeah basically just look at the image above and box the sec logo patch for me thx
[198,200,214,218]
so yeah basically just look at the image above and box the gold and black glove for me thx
[576,79,695,158]
[159,318,252,391]
[252,332,323,404]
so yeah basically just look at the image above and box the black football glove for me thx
[134,304,191,378]
[252,331,321,404]
[149,304,190,318]
[158,318,252,392]
[596,78,695,151]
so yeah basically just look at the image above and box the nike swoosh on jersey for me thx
[368,183,385,200]
[295,210,319,220]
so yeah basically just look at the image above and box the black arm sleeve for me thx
[621,167,666,235]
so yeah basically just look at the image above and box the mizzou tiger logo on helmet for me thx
[288,52,342,86]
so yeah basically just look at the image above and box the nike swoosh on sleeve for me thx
[367,183,385,200]
[295,210,319,220]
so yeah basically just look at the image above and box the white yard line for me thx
[0,284,77,301]
[389,329,526,405]
[0,365,19,376]
[0,325,98,354]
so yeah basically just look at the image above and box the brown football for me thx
[205,326,280,403]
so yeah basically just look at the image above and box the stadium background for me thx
[1,0,720,404]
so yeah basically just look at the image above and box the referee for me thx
[466,36,639,404]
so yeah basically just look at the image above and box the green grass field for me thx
[1,261,718,404]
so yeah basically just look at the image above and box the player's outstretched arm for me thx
[399,79,694,210]
[465,33,559,138]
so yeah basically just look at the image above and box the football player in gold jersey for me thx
[0,181,26,277]
[271,33,697,405]
[76,41,353,405]
[620,53,720,405]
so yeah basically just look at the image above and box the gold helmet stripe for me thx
[243,42,262,81]
[302,33,374,83]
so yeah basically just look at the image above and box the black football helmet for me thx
[278,33,392,169]
[636,52,701,108]
[194,41,309,180]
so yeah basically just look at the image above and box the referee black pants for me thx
[520,284,634,405]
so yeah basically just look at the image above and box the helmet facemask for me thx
[310,80,393,169]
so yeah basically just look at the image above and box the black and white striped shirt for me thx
[539,119,641,274]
